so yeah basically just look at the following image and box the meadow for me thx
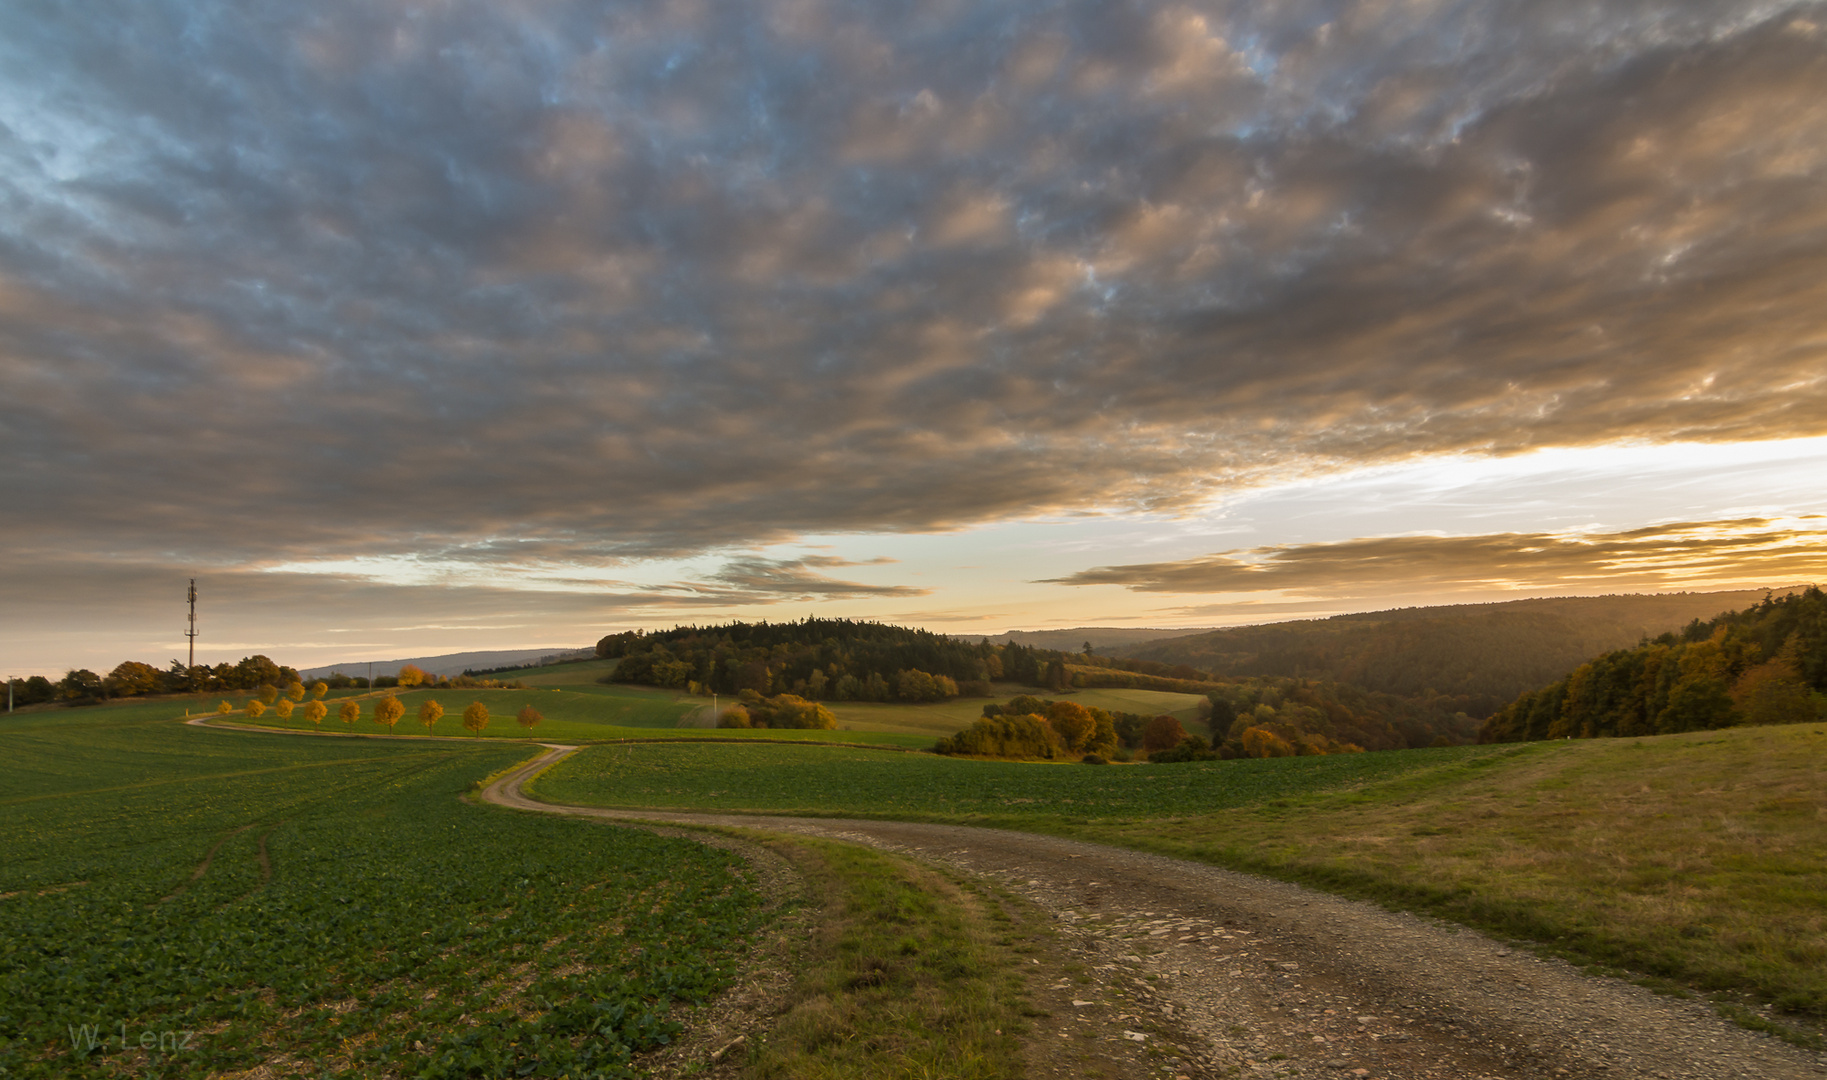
[535,725,1827,1037]
[0,706,773,1079]
[211,684,933,748]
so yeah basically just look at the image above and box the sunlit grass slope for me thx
[820,685,1210,738]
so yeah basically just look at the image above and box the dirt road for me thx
[481,745,1823,1080]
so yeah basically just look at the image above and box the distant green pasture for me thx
[529,740,1491,821]
[214,687,932,748]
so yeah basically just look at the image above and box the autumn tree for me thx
[309,680,329,700]
[398,664,428,688]
[339,700,360,726]
[419,698,445,734]
[217,700,233,715]
[284,680,306,702]
[245,699,266,719]
[1241,726,1296,758]
[373,696,405,731]
[1141,714,1189,753]
[257,683,280,705]
[462,701,490,736]
[274,698,294,722]
[303,699,327,728]
[516,705,543,730]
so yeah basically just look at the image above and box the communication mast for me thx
[186,579,199,676]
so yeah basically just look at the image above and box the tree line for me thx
[4,658,526,709]
[597,618,1066,702]
[1479,587,1827,742]
[7,654,304,707]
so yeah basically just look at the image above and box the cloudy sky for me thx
[4,0,1825,677]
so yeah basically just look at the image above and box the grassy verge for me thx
[535,726,1827,1038]
[740,837,1040,1080]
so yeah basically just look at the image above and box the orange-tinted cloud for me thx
[1048,519,1827,596]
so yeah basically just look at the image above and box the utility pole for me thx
[186,579,199,686]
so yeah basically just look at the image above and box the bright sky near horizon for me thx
[3,1,1825,678]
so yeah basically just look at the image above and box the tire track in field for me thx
[159,823,257,902]
[481,746,1825,1080]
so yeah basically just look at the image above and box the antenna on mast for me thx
[186,579,199,684]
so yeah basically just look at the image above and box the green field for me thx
[819,685,1211,739]
[529,739,1492,819]
[0,707,771,1079]
[214,686,933,748]
[533,726,1827,1035]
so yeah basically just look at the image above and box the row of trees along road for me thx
[223,693,545,735]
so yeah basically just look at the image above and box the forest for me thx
[1478,587,1827,742]
[596,618,1051,700]
[1115,588,1791,718]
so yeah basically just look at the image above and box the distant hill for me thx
[1116,589,1805,717]
[298,647,592,681]
[964,627,1217,652]
[1481,586,1826,741]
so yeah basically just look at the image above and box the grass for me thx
[529,740,1491,820]
[211,687,933,748]
[737,838,1040,1079]
[820,685,1211,739]
[0,707,773,1078]
[534,726,1827,1035]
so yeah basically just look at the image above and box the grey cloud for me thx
[1,1,1824,576]
[1047,519,1827,596]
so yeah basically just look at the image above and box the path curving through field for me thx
[482,745,1822,1080]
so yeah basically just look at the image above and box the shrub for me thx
[1142,714,1189,753]
[1149,736,1218,763]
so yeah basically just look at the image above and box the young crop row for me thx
[0,712,767,1079]
[529,740,1517,820]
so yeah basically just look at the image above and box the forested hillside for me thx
[1117,589,1793,717]
[597,618,1039,700]
[1479,587,1827,742]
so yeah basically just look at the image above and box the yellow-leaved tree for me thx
[274,698,294,722]
[339,700,360,726]
[257,684,280,705]
[462,701,490,736]
[419,699,444,734]
[309,680,328,700]
[398,664,428,689]
[303,699,327,728]
[245,699,266,719]
[216,700,233,715]
[284,680,306,702]
[374,696,405,731]
[516,705,543,730]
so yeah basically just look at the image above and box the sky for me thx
[3,0,1825,678]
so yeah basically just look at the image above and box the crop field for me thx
[529,740,1504,820]
[0,708,771,1079]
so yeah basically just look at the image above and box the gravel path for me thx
[483,746,1825,1080]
